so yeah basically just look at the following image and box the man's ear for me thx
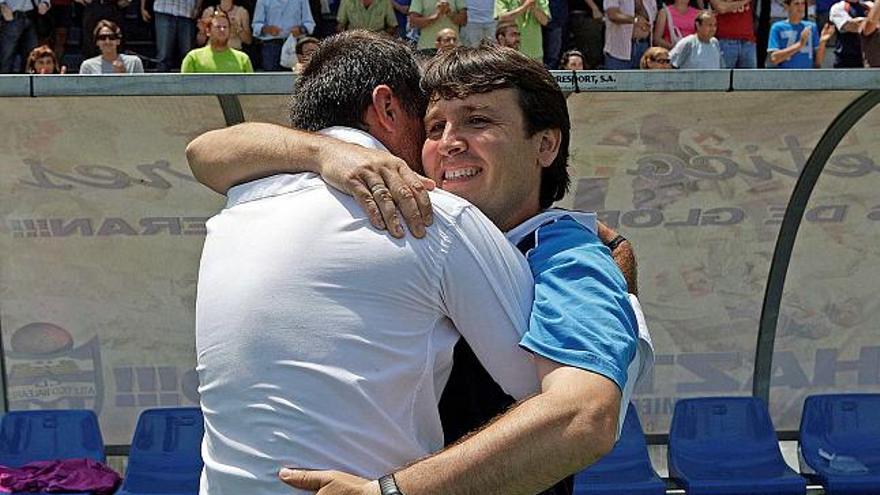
[368,85,398,133]
[537,128,562,168]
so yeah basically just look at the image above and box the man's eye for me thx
[426,122,445,137]
[468,116,490,126]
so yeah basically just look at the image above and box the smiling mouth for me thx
[443,167,483,183]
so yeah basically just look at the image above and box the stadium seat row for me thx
[0,407,203,495]
[574,394,880,495]
[0,395,877,495]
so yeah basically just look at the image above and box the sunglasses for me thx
[96,34,119,41]
[653,58,671,64]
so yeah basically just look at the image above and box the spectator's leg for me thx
[0,17,25,73]
[542,23,563,68]
[461,22,479,47]
[740,40,757,68]
[20,17,37,65]
[583,15,604,68]
[154,11,173,72]
[260,41,282,70]
[177,16,195,67]
[718,38,738,69]
[604,52,630,69]
[484,22,496,44]
[81,3,113,58]
[630,38,648,68]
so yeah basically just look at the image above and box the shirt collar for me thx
[225,126,387,207]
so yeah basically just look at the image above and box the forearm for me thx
[815,42,828,66]
[451,9,467,25]
[769,43,803,64]
[531,5,549,25]
[395,364,620,495]
[498,3,528,21]
[409,12,438,27]
[709,0,742,14]
[186,123,327,194]
[605,7,634,24]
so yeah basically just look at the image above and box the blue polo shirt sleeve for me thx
[518,217,639,392]
[768,22,783,51]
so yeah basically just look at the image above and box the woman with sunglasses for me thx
[79,20,145,73]
[639,46,673,68]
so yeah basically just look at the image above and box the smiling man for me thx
[187,41,650,495]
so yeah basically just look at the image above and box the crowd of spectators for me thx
[3,0,880,73]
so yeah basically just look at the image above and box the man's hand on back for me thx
[317,143,435,238]
[279,468,379,495]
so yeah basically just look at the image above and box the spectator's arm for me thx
[863,0,880,35]
[385,0,398,30]
[653,8,672,48]
[240,8,253,44]
[180,53,196,73]
[830,1,864,32]
[709,0,746,14]
[197,8,211,45]
[768,23,806,64]
[408,0,441,28]
[391,0,409,14]
[532,0,550,26]
[497,0,534,22]
[252,0,267,36]
[301,0,316,33]
[668,35,688,67]
[605,0,636,26]
[584,0,601,17]
[450,6,467,25]
[336,0,348,30]
[140,0,151,23]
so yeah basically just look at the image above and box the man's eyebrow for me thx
[424,103,494,122]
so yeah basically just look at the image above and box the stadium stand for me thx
[799,394,880,495]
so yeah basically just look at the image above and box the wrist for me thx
[378,474,405,495]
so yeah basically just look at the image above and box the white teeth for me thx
[444,168,481,180]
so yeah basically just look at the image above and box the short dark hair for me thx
[560,49,584,69]
[289,30,427,132]
[495,20,518,39]
[421,45,570,209]
[295,36,319,56]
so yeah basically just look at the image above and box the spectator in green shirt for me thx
[410,0,467,49]
[182,10,254,72]
[495,0,549,59]
[337,0,399,34]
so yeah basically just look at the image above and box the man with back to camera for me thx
[188,37,652,495]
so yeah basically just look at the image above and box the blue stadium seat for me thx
[0,409,106,495]
[573,403,665,495]
[799,393,880,495]
[0,409,105,466]
[116,407,204,495]
[668,397,806,495]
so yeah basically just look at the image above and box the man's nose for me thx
[438,123,466,157]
